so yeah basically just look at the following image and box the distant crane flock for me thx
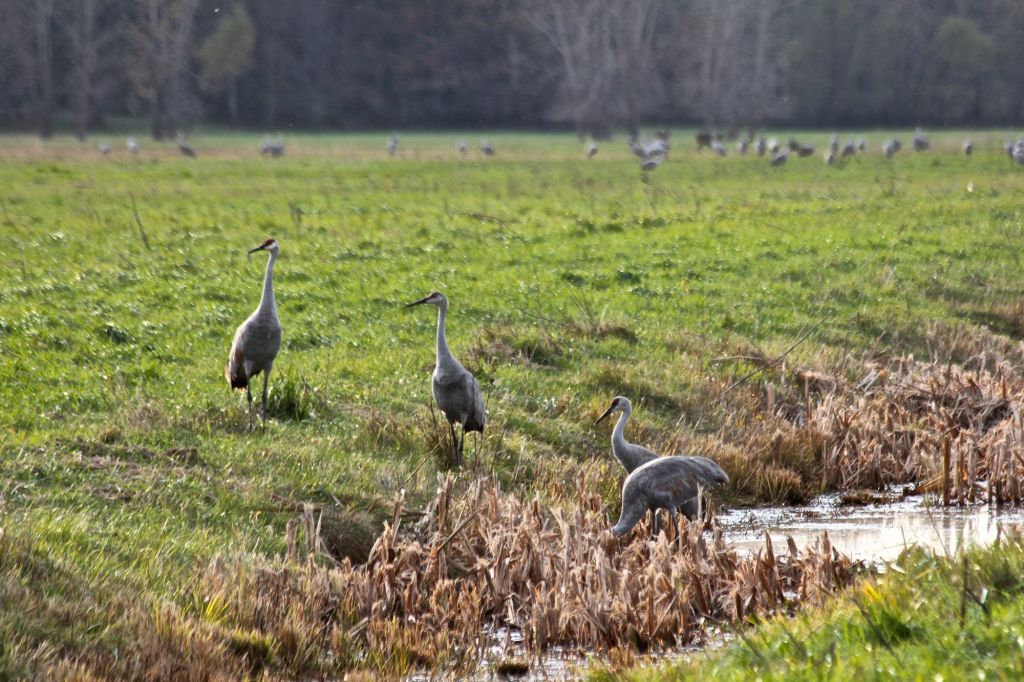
[85,128,1024,172]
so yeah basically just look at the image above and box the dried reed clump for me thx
[806,355,1024,504]
[181,476,856,678]
[923,319,1024,370]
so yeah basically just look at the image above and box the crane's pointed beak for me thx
[595,404,616,426]
[247,244,267,255]
[405,296,431,308]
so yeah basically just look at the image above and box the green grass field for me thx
[3,129,1024,678]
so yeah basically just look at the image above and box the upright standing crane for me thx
[226,239,282,430]
[406,292,486,466]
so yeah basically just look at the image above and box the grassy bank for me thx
[610,535,1024,681]
[3,129,1024,676]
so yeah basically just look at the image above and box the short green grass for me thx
[3,129,1024,675]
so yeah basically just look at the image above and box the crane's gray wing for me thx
[684,456,730,487]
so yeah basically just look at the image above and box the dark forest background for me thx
[3,0,1024,138]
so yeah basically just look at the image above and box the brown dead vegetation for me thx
[170,477,853,678]
[6,477,857,680]
[703,321,1024,506]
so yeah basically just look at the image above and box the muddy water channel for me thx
[460,494,1024,681]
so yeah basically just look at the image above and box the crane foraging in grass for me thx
[406,292,486,467]
[226,239,282,430]
[595,396,729,535]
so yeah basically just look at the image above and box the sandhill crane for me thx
[1014,141,1024,165]
[841,141,856,158]
[796,144,815,158]
[406,292,486,467]
[260,136,284,157]
[883,138,901,158]
[177,133,196,158]
[457,140,468,156]
[912,129,929,151]
[98,143,112,156]
[756,136,766,156]
[737,138,749,155]
[771,151,788,167]
[480,140,495,156]
[611,455,730,537]
[126,137,140,155]
[710,139,726,157]
[387,134,399,157]
[767,138,780,154]
[963,141,973,156]
[856,138,866,152]
[586,142,598,159]
[825,150,836,165]
[695,131,712,151]
[830,133,839,155]
[1005,138,1015,159]
[226,239,282,430]
[645,138,669,159]
[594,396,656,473]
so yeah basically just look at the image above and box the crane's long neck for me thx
[257,251,277,317]
[435,303,454,368]
[611,405,648,473]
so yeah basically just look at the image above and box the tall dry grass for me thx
[678,322,1024,507]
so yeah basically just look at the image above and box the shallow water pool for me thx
[718,493,1024,563]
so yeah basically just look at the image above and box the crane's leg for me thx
[261,370,271,426]
[448,422,458,467]
[650,511,660,538]
[456,425,465,469]
[246,382,254,432]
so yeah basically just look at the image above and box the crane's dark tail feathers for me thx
[226,349,249,390]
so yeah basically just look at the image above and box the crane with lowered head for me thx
[595,396,729,535]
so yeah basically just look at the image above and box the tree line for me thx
[2,0,1023,139]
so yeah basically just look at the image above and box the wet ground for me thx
[456,494,1024,680]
